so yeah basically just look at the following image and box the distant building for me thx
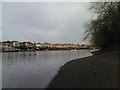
[1,41,92,51]
[19,42,34,50]
[42,43,51,48]
[13,41,20,47]
[2,41,14,47]
[1,41,20,52]
[21,42,34,47]
[36,43,42,48]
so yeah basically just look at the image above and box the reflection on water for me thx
[2,50,92,88]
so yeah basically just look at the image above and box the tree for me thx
[86,2,120,50]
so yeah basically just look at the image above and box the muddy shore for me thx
[47,50,119,88]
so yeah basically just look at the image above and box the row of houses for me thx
[1,41,35,48]
[0,41,92,51]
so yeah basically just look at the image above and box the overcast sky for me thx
[2,2,93,44]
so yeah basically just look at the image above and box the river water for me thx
[2,50,92,88]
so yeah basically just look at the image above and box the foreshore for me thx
[47,50,119,88]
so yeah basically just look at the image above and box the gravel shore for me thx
[47,50,119,88]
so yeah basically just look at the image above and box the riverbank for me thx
[47,50,119,88]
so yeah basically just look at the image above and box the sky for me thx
[2,2,93,44]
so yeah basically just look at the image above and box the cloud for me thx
[2,2,93,43]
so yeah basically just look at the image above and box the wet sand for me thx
[47,50,119,88]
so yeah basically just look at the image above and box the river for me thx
[2,50,92,88]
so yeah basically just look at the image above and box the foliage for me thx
[86,2,120,49]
